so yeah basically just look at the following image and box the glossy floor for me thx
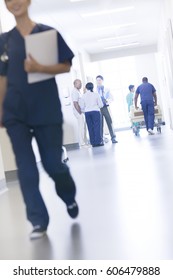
[0,127,173,260]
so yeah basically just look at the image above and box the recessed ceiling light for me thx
[104,42,140,50]
[81,6,134,17]
[70,0,86,2]
[98,34,138,42]
[94,22,136,31]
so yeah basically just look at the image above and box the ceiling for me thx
[0,0,163,59]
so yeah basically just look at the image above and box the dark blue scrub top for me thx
[0,24,74,126]
[136,82,156,103]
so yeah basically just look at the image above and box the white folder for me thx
[24,29,58,84]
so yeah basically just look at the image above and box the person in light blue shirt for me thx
[126,85,135,112]
[134,77,157,135]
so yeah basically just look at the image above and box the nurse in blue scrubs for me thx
[0,0,78,240]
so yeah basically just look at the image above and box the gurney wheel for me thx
[63,157,69,163]
[157,127,161,133]
[133,126,140,136]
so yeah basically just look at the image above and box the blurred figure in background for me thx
[126,84,135,112]
[81,82,103,147]
[71,79,88,147]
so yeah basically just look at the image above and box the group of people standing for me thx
[71,75,118,148]
[72,75,158,147]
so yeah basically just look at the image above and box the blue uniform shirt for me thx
[136,82,156,102]
[0,24,74,126]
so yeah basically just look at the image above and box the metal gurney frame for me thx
[129,105,165,136]
[62,146,69,163]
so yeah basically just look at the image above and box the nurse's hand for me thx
[25,56,71,75]
[24,54,41,73]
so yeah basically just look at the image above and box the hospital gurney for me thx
[129,105,165,136]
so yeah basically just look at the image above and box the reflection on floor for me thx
[0,127,173,260]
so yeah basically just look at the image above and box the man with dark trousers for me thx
[134,77,157,135]
[96,75,118,144]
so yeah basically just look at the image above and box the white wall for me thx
[0,144,7,194]
[90,45,157,62]
[157,0,173,128]
[134,53,162,108]
[0,145,5,179]
[0,16,14,174]
[0,129,16,172]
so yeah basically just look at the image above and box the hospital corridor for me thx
[0,127,173,260]
[1,0,173,263]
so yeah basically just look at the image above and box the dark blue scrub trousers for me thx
[6,122,76,230]
[85,111,102,146]
[141,100,155,130]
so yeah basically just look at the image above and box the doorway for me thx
[90,56,138,129]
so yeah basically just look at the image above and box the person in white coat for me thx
[71,79,87,147]
[81,82,103,147]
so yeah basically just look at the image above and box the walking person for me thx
[81,82,103,147]
[134,77,157,135]
[71,79,87,147]
[0,0,78,240]
[96,75,118,144]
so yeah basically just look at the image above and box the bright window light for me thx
[81,6,134,17]
[104,42,140,50]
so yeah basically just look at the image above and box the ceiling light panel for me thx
[70,0,86,2]
[81,6,134,17]
[98,34,138,42]
[94,22,136,31]
[104,42,140,50]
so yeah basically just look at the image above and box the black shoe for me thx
[99,142,104,146]
[112,139,118,143]
[67,201,79,218]
[30,225,47,240]
[92,143,104,147]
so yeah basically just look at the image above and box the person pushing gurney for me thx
[134,77,157,135]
